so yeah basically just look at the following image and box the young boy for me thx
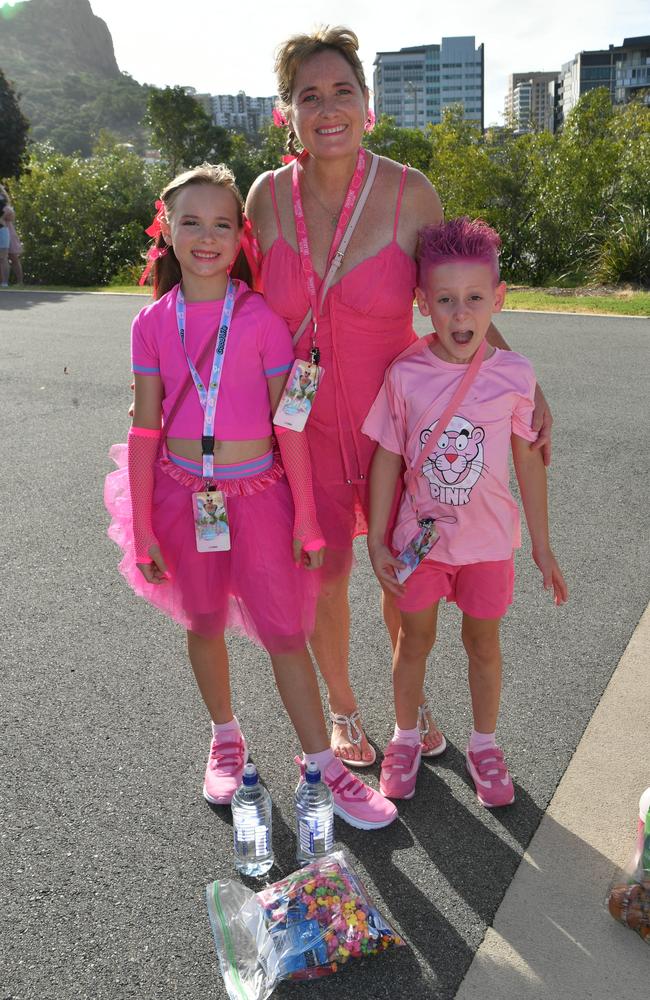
[363,217,567,807]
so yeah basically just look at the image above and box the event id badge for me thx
[394,518,438,585]
[191,491,230,552]
[273,359,324,432]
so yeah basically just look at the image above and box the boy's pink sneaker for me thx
[465,746,515,808]
[379,740,422,800]
[203,731,248,805]
[295,757,397,830]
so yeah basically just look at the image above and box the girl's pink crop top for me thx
[131,282,294,439]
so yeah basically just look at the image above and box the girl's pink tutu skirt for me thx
[104,446,319,652]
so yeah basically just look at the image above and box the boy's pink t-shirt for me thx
[131,282,294,439]
[362,340,537,565]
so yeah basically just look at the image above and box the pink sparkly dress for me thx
[260,165,417,577]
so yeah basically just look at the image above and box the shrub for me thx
[590,208,650,287]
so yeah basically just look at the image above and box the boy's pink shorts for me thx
[396,555,515,620]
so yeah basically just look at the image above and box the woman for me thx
[246,26,552,765]
[0,184,23,286]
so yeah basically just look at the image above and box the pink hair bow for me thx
[145,199,166,239]
[139,200,169,286]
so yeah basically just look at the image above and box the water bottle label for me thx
[298,817,333,856]
[235,820,269,858]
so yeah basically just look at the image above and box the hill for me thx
[0,0,150,154]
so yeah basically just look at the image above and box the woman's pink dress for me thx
[261,166,417,576]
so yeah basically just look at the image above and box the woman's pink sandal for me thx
[418,701,447,758]
[329,709,377,768]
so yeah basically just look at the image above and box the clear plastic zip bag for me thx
[206,849,405,1000]
[606,789,650,942]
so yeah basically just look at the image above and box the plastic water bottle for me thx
[231,763,274,877]
[295,762,334,864]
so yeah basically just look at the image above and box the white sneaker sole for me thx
[332,801,398,830]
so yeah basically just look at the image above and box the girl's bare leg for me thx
[382,589,445,751]
[392,604,439,730]
[309,572,374,763]
[269,647,329,755]
[461,614,502,734]
[186,630,233,724]
[0,251,9,285]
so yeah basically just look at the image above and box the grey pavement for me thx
[1,291,649,1000]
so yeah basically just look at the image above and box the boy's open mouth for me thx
[451,330,473,345]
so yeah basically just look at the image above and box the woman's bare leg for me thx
[309,572,375,763]
[9,254,22,284]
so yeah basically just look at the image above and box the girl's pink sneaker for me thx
[379,740,422,800]
[203,731,248,805]
[465,746,515,808]
[295,757,397,830]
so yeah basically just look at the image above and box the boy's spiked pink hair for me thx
[417,217,502,285]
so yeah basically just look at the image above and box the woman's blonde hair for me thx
[275,26,367,156]
[152,163,251,298]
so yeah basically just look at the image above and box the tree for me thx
[363,115,433,173]
[10,142,163,285]
[144,87,231,174]
[0,68,30,178]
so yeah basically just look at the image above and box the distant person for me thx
[0,184,23,286]
[363,217,568,806]
[0,185,10,287]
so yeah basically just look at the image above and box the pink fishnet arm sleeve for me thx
[275,427,325,551]
[128,426,161,563]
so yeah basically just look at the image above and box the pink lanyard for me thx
[292,148,367,358]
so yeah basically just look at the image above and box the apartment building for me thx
[210,92,275,133]
[373,37,484,130]
[559,36,650,120]
[504,71,559,133]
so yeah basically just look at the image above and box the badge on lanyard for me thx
[192,490,230,552]
[273,358,324,432]
[394,519,439,585]
[176,279,237,552]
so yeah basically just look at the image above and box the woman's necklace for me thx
[301,169,346,228]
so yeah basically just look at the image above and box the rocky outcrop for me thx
[1,0,120,83]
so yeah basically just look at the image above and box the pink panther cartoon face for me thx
[421,415,485,494]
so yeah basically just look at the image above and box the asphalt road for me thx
[1,291,649,1000]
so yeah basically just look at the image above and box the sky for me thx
[87,1,649,125]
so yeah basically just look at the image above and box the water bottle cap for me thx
[305,761,321,783]
[242,763,259,786]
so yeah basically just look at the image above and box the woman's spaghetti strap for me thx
[268,172,282,235]
[393,164,409,241]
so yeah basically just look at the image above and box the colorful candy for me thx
[256,850,405,981]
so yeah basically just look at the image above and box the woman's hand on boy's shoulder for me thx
[532,546,568,606]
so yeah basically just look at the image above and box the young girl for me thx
[104,163,395,830]
[362,217,568,807]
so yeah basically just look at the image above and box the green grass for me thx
[4,285,649,316]
[0,284,152,295]
[504,289,650,317]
